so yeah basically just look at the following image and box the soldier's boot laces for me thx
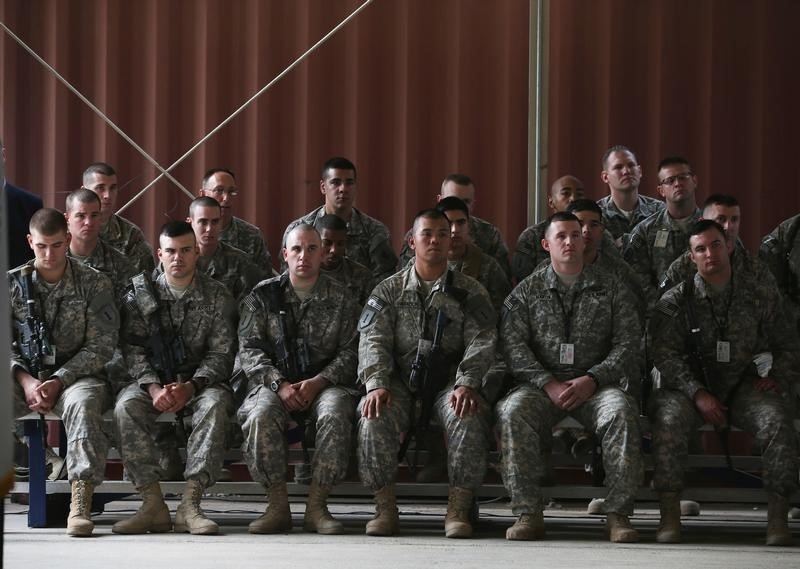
[606,512,638,543]
[505,512,545,541]
[112,481,172,534]
[174,479,218,535]
[67,480,95,537]
[766,493,792,546]
[444,486,474,538]
[656,492,682,543]
[303,480,344,534]
[249,482,293,534]
[365,485,399,536]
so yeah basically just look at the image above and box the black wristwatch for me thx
[269,379,284,393]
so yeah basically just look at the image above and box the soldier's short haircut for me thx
[189,196,221,217]
[566,198,603,220]
[542,211,581,237]
[65,188,101,212]
[82,162,116,185]
[159,220,195,240]
[688,219,726,242]
[601,145,637,169]
[441,173,474,188]
[315,213,347,233]
[436,196,470,218]
[29,208,68,236]
[411,208,451,233]
[286,222,321,245]
[702,193,739,210]
[657,155,692,172]
[321,157,357,180]
[201,167,236,187]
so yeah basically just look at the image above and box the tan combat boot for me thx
[249,481,293,534]
[303,480,344,534]
[606,512,638,543]
[112,481,172,534]
[365,485,399,536]
[656,492,682,543]
[174,479,218,535]
[766,493,792,546]
[505,511,545,540]
[67,480,95,537]
[444,486,474,538]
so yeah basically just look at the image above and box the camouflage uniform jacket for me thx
[283,206,397,283]
[512,220,621,283]
[120,270,236,388]
[100,213,155,273]
[759,213,800,328]
[650,269,800,403]
[623,207,702,312]
[397,216,511,277]
[219,216,273,272]
[501,263,641,391]
[9,259,119,387]
[597,194,665,242]
[68,239,137,303]
[238,272,360,392]
[321,257,374,306]
[448,243,511,314]
[357,265,497,393]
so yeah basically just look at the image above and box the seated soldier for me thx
[10,208,119,536]
[496,211,643,543]
[357,209,497,538]
[649,219,799,546]
[112,221,236,535]
[316,213,374,305]
[238,223,361,535]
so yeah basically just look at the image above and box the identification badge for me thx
[559,343,575,365]
[716,341,731,363]
[44,347,56,367]
[654,229,669,248]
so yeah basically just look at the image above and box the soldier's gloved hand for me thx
[693,389,727,426]
[278,381,306,412]
[449,385,479,418]
[752,376,781,393]
[32,379,63,413]
[362,388,391,419]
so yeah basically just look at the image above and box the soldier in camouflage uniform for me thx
[649,220,799,546]
[759,211,800,331]
[397,174,511,277]
[513,175,621,283]
[183,196,269,302]
[282,157,397,283]
[82,162,155,273]
[10,209,119,537]
[623,156,702,313]
[358,209,497,538]
[238,223,361,535]
[597,145,665,248]
[199,167,274,272]
[315,213,374,306]
[112,221,236,536]
[497,211,643,543]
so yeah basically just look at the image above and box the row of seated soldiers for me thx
[8,150,799,545]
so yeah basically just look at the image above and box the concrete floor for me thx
[3,497,798,569]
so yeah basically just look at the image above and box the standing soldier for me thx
[10,208,119,536]
[649,220,799,546]
[357,209,497,538]
[497,211,643,543]
[238,224,361,535]
[112,221,236,535]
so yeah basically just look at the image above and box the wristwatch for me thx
[269,379,284,393]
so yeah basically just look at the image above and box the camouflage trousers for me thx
[357,385,492,491]
[650,384,798,496]
[496,383,643,515]
[114,383,233,488]
[238,384,357,487]
[15,377,111,484]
